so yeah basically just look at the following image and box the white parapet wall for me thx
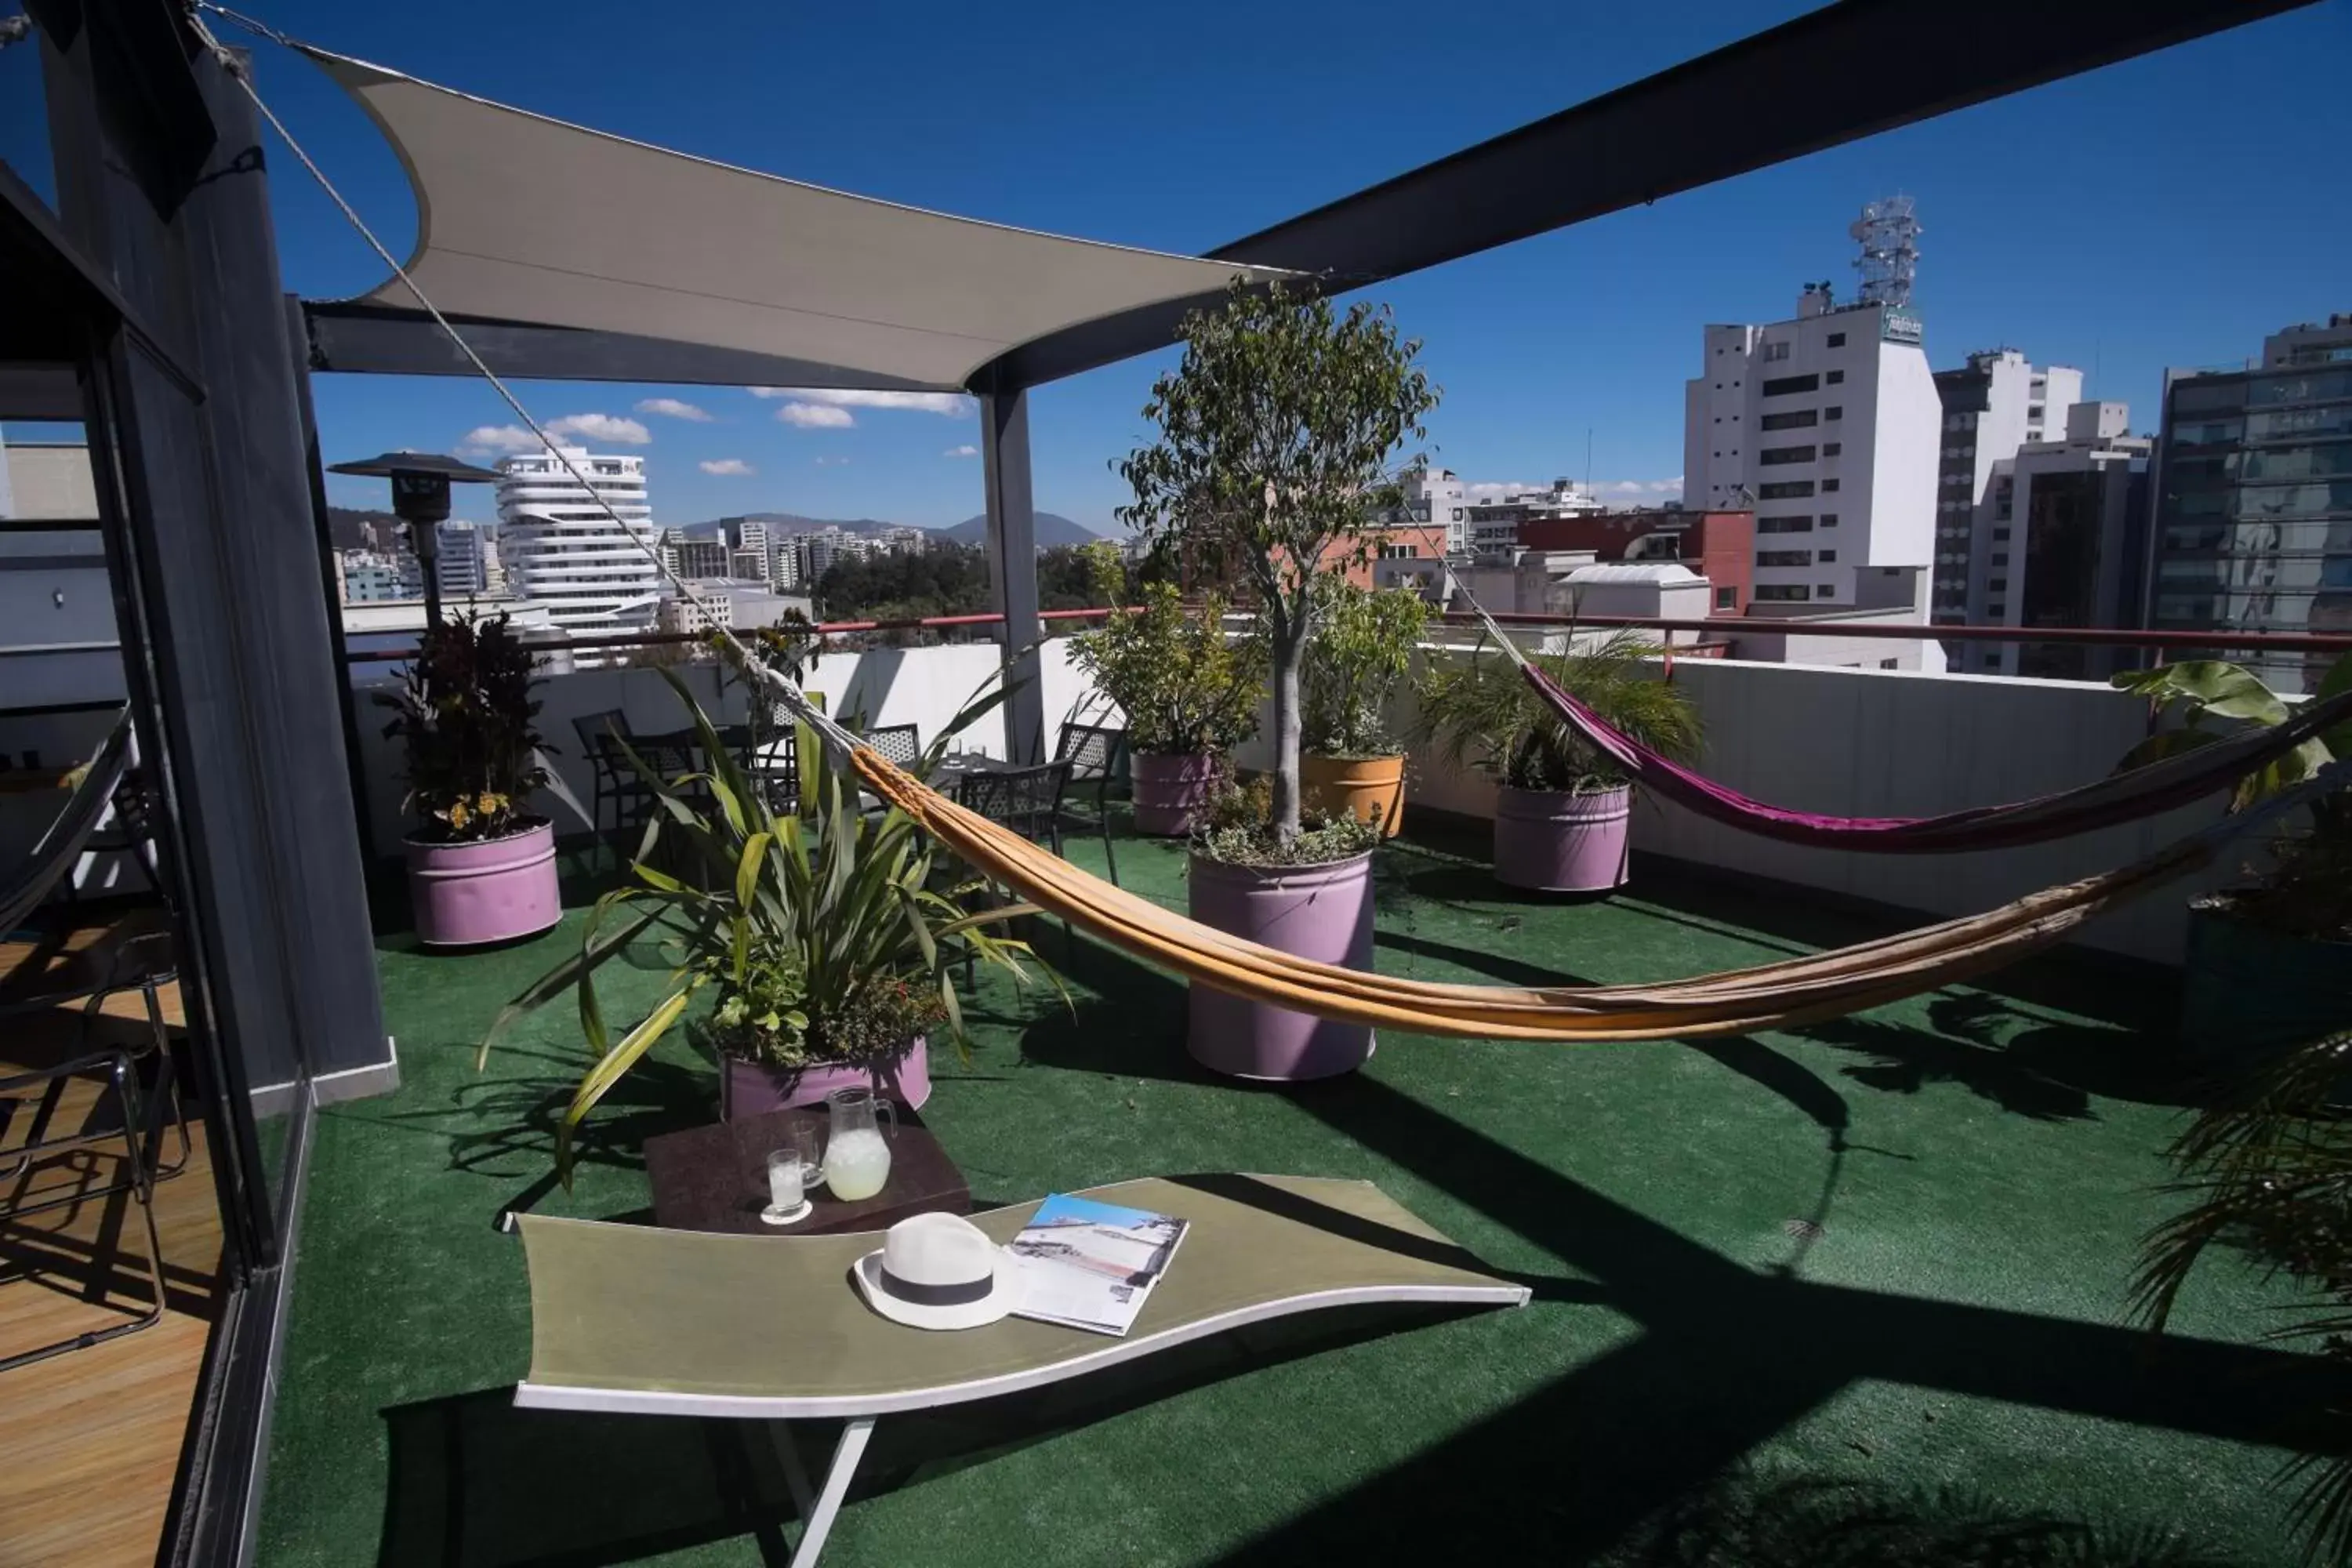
[350,635,1113,860]
[1399,655,2234,965]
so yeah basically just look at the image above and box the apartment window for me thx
[1753,584,1809,601]
[1990,552,2009,565]
[1821,442,1842,457]
[1880,659,1899,670]
[1824,405,1842,420]
[1757,550,1813,566]
[1759,445,1817,466]
[1819,514,1838,527]
[1714,587,1736,609]
[1989,578,2009,592]
[1760,373,1820,397]
[1756,480,1816,499]
[1820,478,1840,492]
[1818,550,1836,563]
[1756,515,1813,533]
[1984,654,2003,669]
[1761,341,1791,362]
[1991,527,2010,541]
[1826,332,1846,347]
[1759,409,1818,431]
[1987,602,2006,616]
[1815,585,1835,597]
[1826,370,1846,385]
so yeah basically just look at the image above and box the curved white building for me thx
[494,446,661,634]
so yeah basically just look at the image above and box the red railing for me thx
[339,606,1123,663]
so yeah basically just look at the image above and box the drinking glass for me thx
[762,1123,821,1224]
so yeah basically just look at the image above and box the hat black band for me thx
[880,1266,993,1307]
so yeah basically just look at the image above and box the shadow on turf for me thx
[371,1299,1531,1568]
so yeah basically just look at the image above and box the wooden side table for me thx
[642,1105,971,1236]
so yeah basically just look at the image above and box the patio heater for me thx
[325,449,502,626]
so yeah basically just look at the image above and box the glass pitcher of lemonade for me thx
[821,1086,896,1201]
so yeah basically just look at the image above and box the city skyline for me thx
[5,0,2341,532]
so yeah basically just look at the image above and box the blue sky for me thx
[5,0,2347,532]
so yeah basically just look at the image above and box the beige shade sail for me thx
[303,47,1293,393]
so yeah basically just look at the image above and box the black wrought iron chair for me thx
[862,724,921,770]
[572,710,646,866]
[1051,721,1128,887]
[952,760,1076,971]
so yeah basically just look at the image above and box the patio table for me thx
[514,1174,1528,1566]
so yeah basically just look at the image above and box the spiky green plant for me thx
[481,668,1051,1185]
[2136,1027,2352,1565]
[1414,629,1702,794]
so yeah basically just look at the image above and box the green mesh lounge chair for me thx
[515,1174,1528,1566]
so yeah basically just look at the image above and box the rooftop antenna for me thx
[1849,196,1922,309]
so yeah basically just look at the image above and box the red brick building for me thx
[1517,508,1755,615]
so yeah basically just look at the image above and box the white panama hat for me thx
[852,1211,1020,1331]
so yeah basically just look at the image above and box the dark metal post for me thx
[978,385,1044,760]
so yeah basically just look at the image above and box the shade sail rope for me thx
[1444,586,2352,852]
[209,24,2336,1040]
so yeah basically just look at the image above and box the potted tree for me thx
[1118,280,1437,1081]
[379,613,561,946]
[2111,654,2350,1059]
[1415,630,1701,893]
[1300,577,1429,837]
[485,674,1050,1183]
[1068,546,1265,836]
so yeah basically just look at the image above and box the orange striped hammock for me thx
[849,743,2312,1043]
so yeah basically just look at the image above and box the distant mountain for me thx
[680,510,1108,549]
[325,506,401,550]
[938,512,1102,548]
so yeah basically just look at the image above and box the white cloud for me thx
[751,387,974,417]
[776,401,857,429]
[699,458,755,476]
[545,412,652,445]
[636,397,713,423]
[814,456,851,466]
[943,444,979,459]
[1464,481,1529,501]
[1597,477,1684,496]
[456,424,543,456]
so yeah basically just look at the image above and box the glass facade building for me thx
[2150,317,2352,694]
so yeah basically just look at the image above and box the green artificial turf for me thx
[256,823,2324,1567]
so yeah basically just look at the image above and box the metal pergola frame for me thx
[3,2,2318,1563]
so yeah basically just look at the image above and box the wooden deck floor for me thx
[1,931,217,1568]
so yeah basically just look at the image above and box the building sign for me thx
[1881,310,1924,345]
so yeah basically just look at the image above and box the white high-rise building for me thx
[434,520,492,599]
[494,446,661,635]
[1930,350,2084,624]
[1683,289,1940,609]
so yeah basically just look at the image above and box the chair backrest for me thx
[750,727,800,814]
[955,761,1072,840]
[572,709,627,760]
[865,724,921,768]
[1,712,135,934]
[1054,722,1127,782]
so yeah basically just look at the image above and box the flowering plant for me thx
[377,613,548,843]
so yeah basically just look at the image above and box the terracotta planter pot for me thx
[1131,751,1218,837]
[1493,784,1632,893]
[2180,903,2352,1064]
[1301,753,1406,837]
[1186,851,1375,1080]
[720,1036,931,1118]
[405,819,561,947]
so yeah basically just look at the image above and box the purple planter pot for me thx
[720,1036,932,1118]
[1493,784,1632,893]
[405,820,561,947]
[1131,752,1218,837]
[1186,851,1375,1081]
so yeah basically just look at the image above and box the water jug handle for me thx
[878,1097,897,1138]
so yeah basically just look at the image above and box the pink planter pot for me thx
[1131,752,1218,837]
[1186,851,1375,1081]
[405,820,561,947]
[1494,784,1632,893]
[720,1036,931,1119]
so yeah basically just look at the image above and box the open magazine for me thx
[1005,1192,1189,1337]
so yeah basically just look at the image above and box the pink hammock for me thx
[1520,660,2352,854]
